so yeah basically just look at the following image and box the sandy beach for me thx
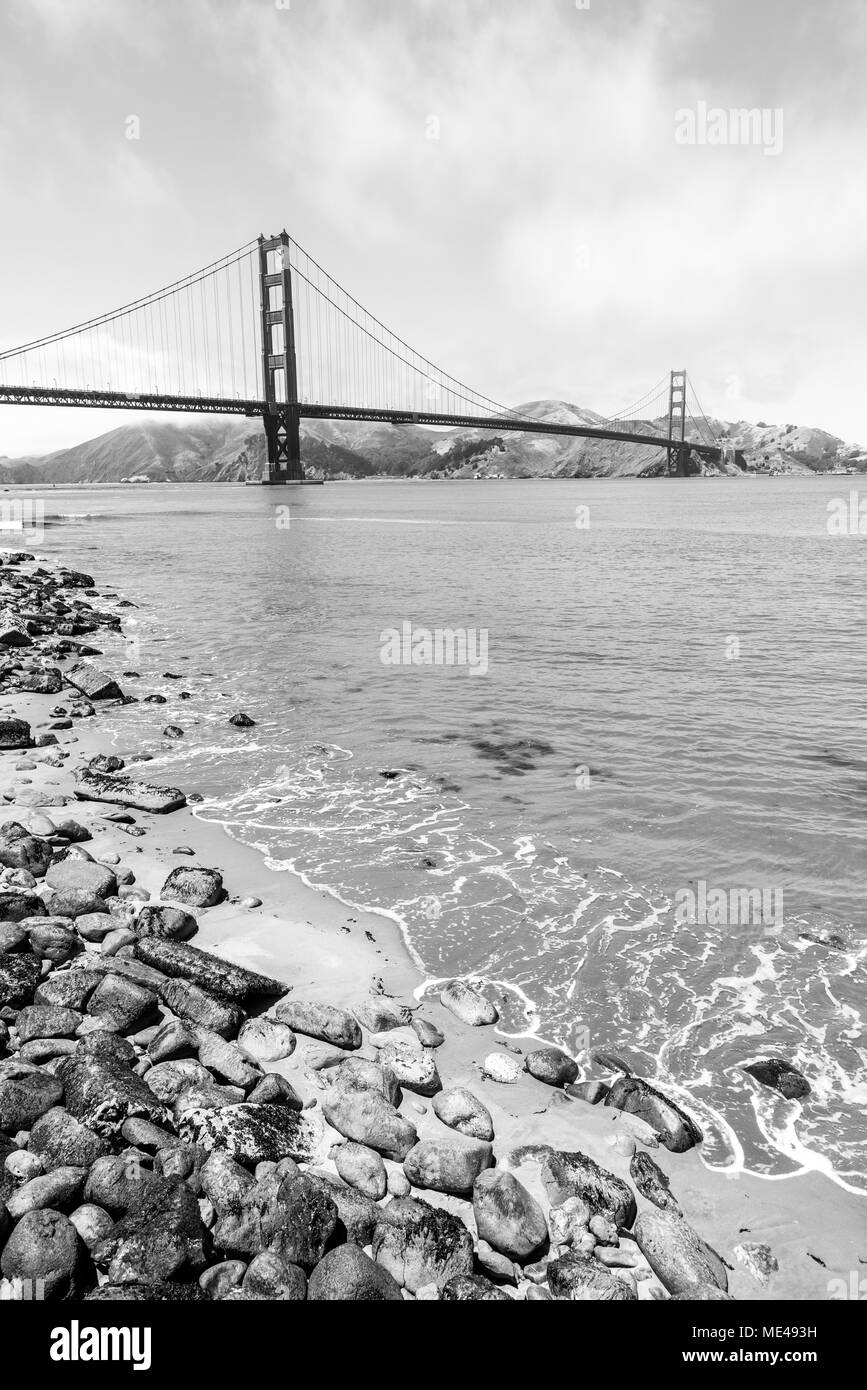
[0,547,863,1303]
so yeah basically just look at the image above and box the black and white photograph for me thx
[0,0,864,1355]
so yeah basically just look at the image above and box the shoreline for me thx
[0,545,863,1302]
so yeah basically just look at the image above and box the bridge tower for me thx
[666,369,689,475]
[258,232,302,483]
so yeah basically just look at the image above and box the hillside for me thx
[0,403,863,484]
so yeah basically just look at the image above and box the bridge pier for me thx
[262,404,303,483]
[259,232,304,483]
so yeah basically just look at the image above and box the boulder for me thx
[146,1059,213,1105]
[86,974,159,1033]
[634,1208,728,1296]
[212,1169,336,1270]
[742,1058,811,1100]
[242,1250,307,1300]
[411,1017,445,1048]
[196,1030,262,1089]
[0,822,51,877]
[305,1173,381,1246]
[0,1207,88,1299]
[539,1147,637,1229]
[441,1274,512,1301]
[629,1150,679,1212]
[91,1178,208,1285]
[6,1166,88,1219]
[322,1087,416,1161]
[0,892,45,925]
[160,866,223,909]
[372,1198,474,1292]
[275,999,362,1050]
[178,1103,325,1166]
[28,919,82,963]
[0,950,43,1009]
[64,663,123,701]
[525,1046,579,1087]
[432,1086,494,1141]
[73,768,186,814]
[132,904,198,942]
[0,922,28,954]
[309,1243,402,1301]
[58,1049,169,1137]
[604,1075,703,1152]
[15,1005,83,1043]
[325,1057,401,1107]
[34,969,101,1012]
[237,1016,296,1064]
[351,994,411,1033]
[548,1250,638,1300]
[146,1019,199,1063]
[69,1203,115,1252]
[379,1040,441,1096]
[153,979,243,1040]
[403,1135,493,1196]
[135,936,286,1003]
[334,1140,387,1200]
[45,858,117,902]
[0,1067,64,1133]
[473,1169,549,1263]
[246,1074,302,1110]
[0,717,30,750]
[440,979,498,1026]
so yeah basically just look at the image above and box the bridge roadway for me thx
[0,385,720,461]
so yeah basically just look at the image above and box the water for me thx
[17,475,867,1191]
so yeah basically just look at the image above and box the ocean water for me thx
[17,475,867,1192]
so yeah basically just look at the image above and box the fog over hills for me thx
[1,402,864,485]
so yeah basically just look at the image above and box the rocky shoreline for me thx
[0,548,853,1302]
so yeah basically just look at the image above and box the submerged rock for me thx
[742,1058,811,1100]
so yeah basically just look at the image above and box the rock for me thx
[196,1030,262,1089]
[432,1086,494,1141]
[275,999,362,1050]
[88,755,125,776]
[671,1283,735,1301]
[246,1074,302,1110]
[0,822,51,877]
[547,1195,591,1247]
[86,1280,206,1301]
[120,1118,181,1153]
[309,1243,402,1301]
[69,1203,115,1252]
[630,1150,679,1212]
[146,1059,213,1105]
[482,1052,522,1084]
[229,713,256,729]
[86,974,159,1033]
[334,1141,387,1200]
[92,1178,208,1284]
[75,1030,137,1065]
[403,1135,493,1196]
[351,994,411,1033]
[6,1166,88,1219]
[212,1169,336,1270]
[33,970,100,1014]
[742,1058,811,1100]
[146,1020,199,1063]
[0,951,43,1009]
[373,1198,474,1292]
[634,1208,728,1296]
[200,1152,255,1215]
[387,1168,411,1198]
[58,1048,169,1137]
[0,892,45,925]
[178,1103,325,1165]
[153,979,243,1040]
[441,1274,512,1301]
[411,1017,445,1048]
[734,1241,779,1287]
[28,1106,106,1168]
[174,1081,243,1123]
[605,1075,703,1152]
[64,664,123,701]
[379,1040,441,1096]
[237,1016,296,1064]
[133,904,198,942]
[525,1046,579,1087]
[440,979,498,1026]
[242,1250,307,1300]
[73,768,186,814]
[45,858,116,902]
[135,936,286,1004]
[323,1087,416,1161]
[325,1057,402,1107]
[160,866,222,909]
[0,1207,87,1298]
[540,1148,637,1228]
[0,1067,64,1133]
[199,1260,246,1299]
[16,1004,83,1042]
[28,920,82,962]
[0,718,30,750]
[473,1169,549,1263]
[548,1250,638,1300]
[565,1079,610,1104]
[0,922,28,954]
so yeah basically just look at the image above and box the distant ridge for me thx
[1,403,863,483]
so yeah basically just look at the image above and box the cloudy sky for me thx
[1,0,866,455]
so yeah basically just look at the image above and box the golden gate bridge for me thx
[0,231,721,482]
